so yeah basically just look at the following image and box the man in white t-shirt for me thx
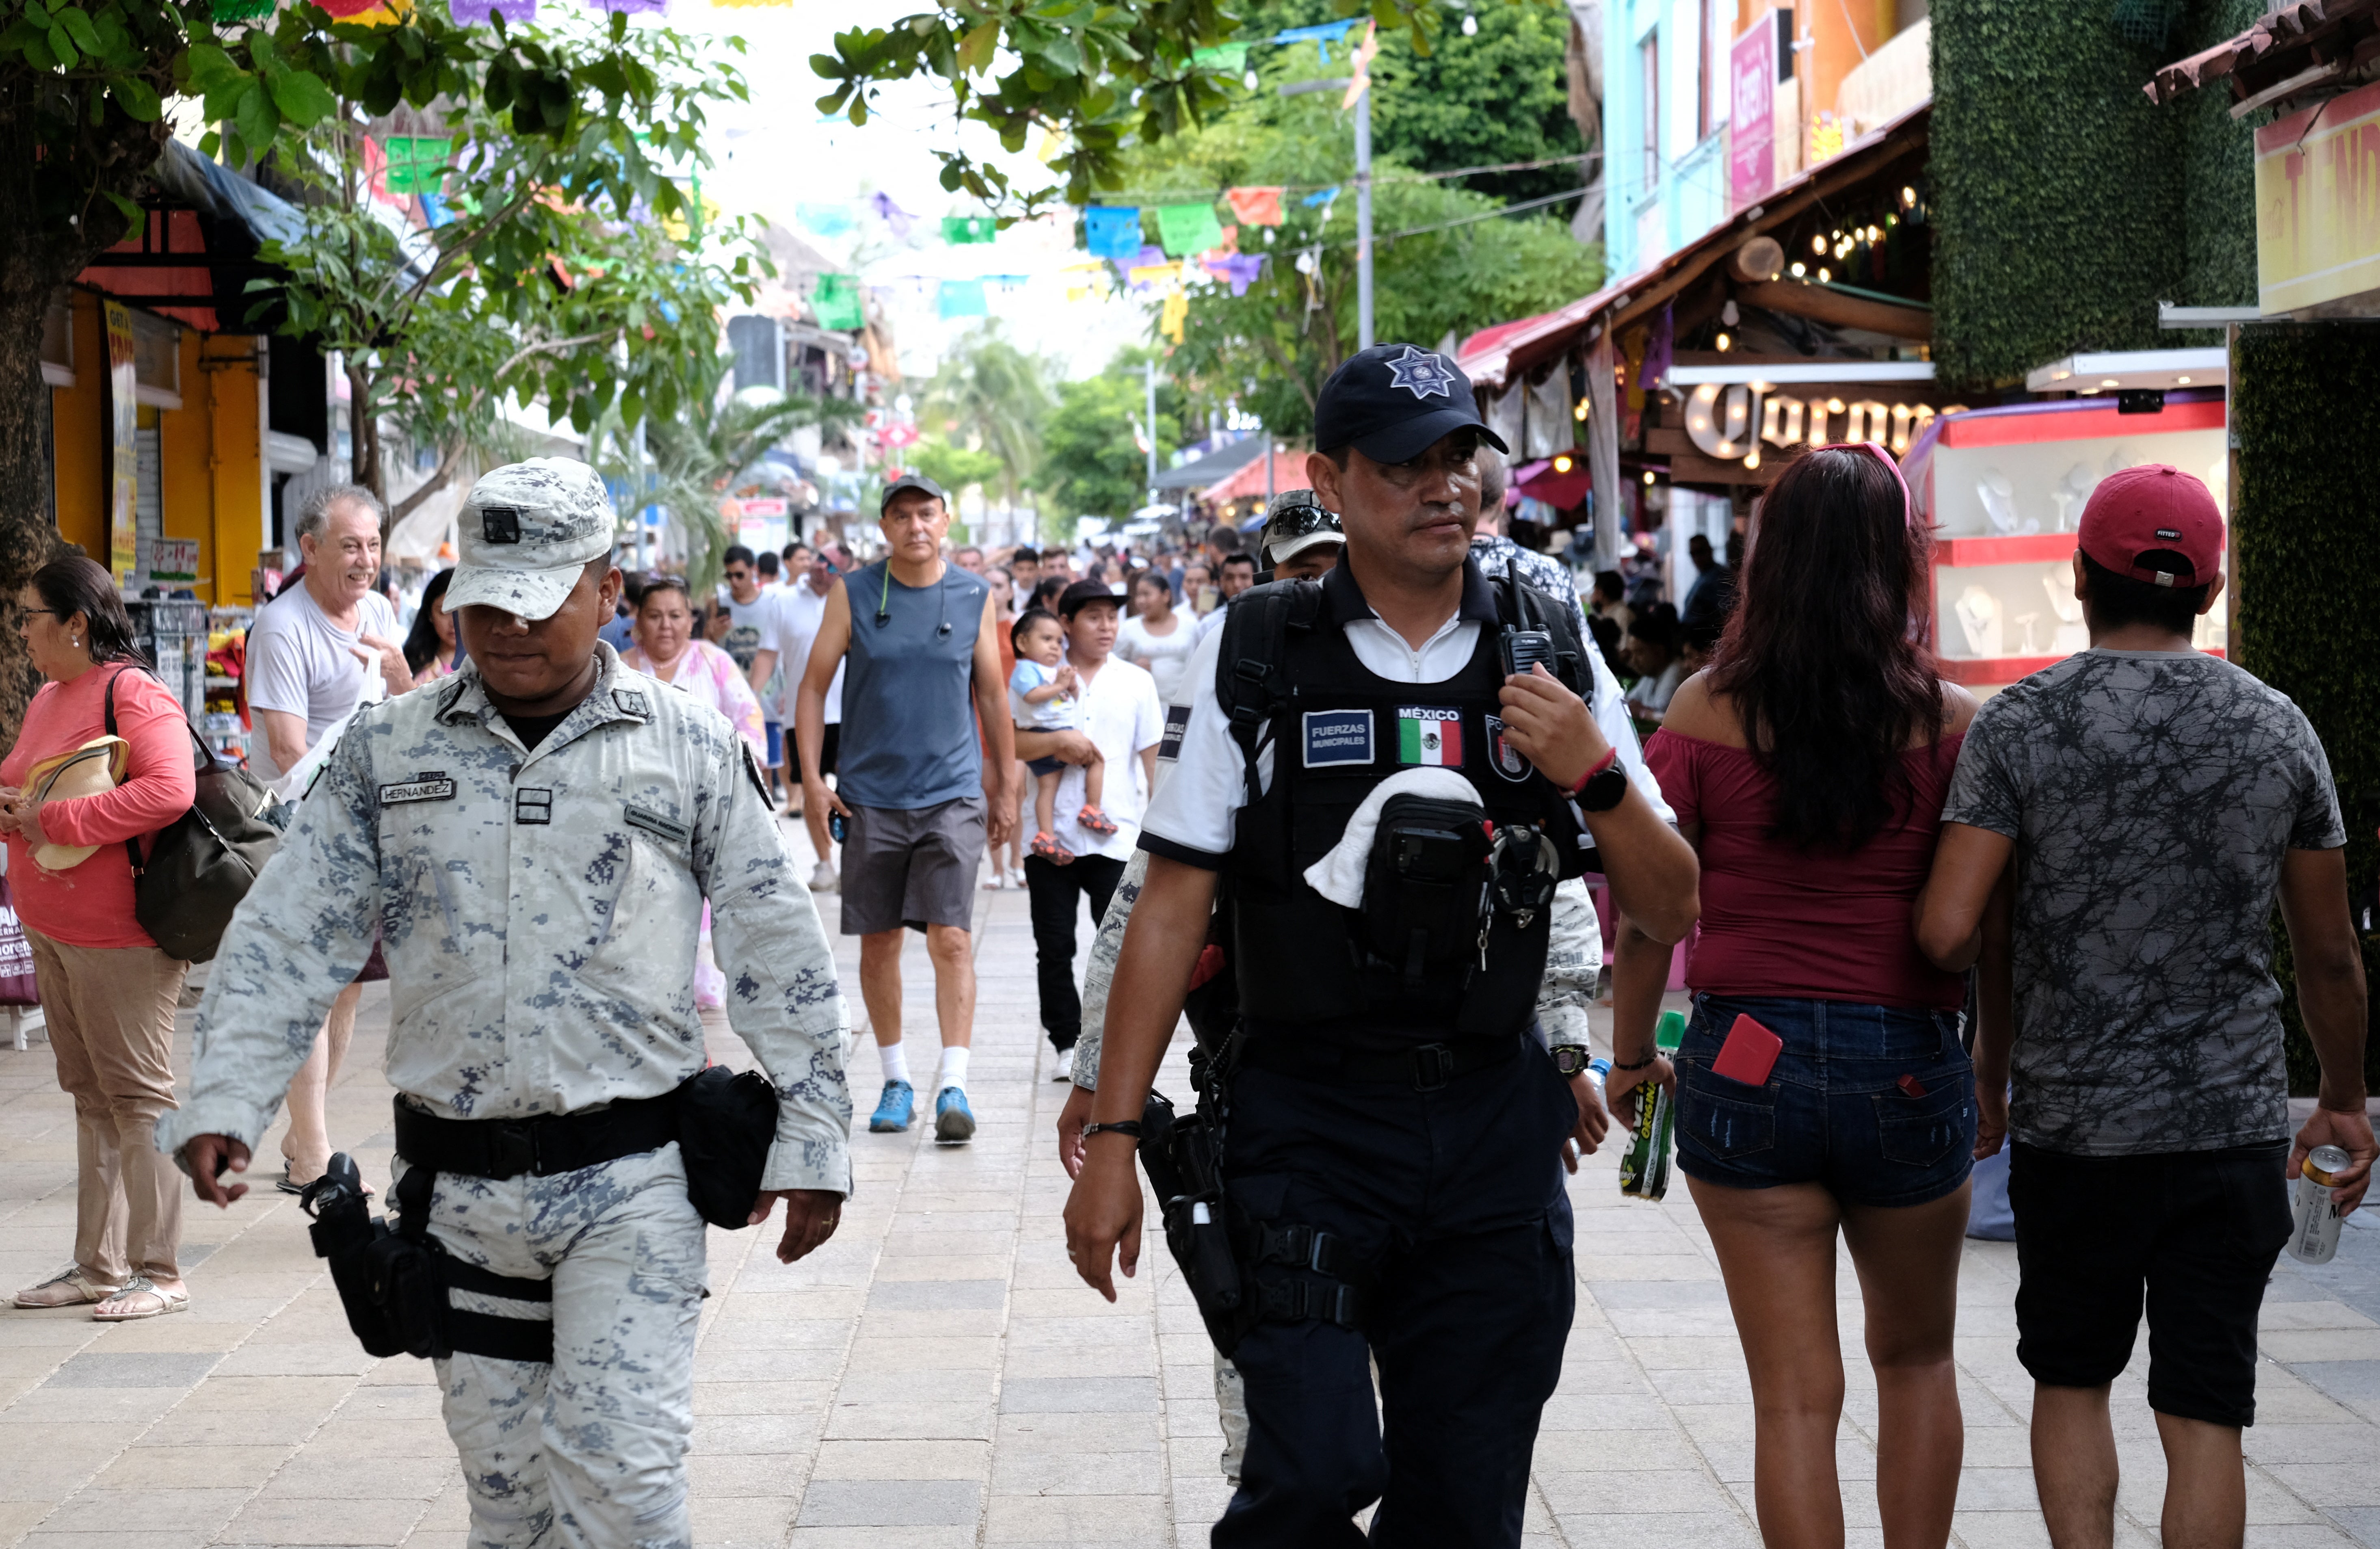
[1026,581,1161,1069]
[757,547,847,891]
[243,483,414,1192]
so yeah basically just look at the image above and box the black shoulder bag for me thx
[104,667,282,963]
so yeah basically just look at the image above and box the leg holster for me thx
[303,1152,555,1365]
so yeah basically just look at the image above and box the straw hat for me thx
[20,736,131,870]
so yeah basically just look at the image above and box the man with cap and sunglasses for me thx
[795,472,1018,1143]
[160,458,855,1549]
[1917,464,2371,1549]
[1064,344,1701,1545]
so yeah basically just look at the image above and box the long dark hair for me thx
[402,569,454,674]
[31,556,149,667]
[1707,447,1941,849]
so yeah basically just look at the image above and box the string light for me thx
[1715,332,1732,351]
[1817,267,1831,282]
[1552,453,1574,472]
[1901,186,1917,207]
[1641,470,1656,486]
[1791,261,1807,277]
[1813,234,1827,253]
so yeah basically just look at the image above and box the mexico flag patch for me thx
[1397,707,1463,767]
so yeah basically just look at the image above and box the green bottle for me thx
[1619,1010,1685,1201]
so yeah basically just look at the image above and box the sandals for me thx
[12,1266,121,1309]
[1030,831,1075,863]
[1076,805,1119,837]
[92,1275,188,1322]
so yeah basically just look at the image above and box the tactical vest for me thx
[1216,569,1592,1042]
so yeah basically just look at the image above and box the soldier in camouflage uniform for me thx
[160,460,852,1549]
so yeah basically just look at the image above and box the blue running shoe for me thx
[933,1086,976,1144]
[869,1080,914,1133]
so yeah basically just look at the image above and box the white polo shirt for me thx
[1044,652,1165,862]
[1140,559,1672,865]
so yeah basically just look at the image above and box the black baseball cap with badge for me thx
[1313,343,1509,463]
[444,458,617,621]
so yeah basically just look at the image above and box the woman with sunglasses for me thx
[0,559,199,1321]
[1607,444,1983,1549]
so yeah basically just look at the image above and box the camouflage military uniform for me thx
[162,461,850,1549]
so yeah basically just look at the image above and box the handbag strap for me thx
[100,665,218,877]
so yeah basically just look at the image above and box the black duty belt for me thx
[392,1093,679,1180]
[1236,1032,1522,1091]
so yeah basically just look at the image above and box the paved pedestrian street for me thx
[0,873,2374,1549]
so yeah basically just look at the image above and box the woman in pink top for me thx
[0,558,198,1321]
[1609,447,1983,1549]
[618,575,766,758]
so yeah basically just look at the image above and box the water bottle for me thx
[1585,1056,1612,1111]
[1618,1012,1685,1201]
[2287,1144,2353,1266]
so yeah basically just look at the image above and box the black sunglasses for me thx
[1264,503,1340,543]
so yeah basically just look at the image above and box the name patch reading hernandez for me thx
[379,774,456,804]
[1303,708,1374,768]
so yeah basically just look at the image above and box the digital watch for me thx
[1550,1046,1597,1077]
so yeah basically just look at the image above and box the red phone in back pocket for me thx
[1712,1013,1783,1086]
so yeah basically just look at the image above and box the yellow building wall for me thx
[50,292,265,606]
[48,290,107,562]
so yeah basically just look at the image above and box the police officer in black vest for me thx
[1065,344,1701,1546]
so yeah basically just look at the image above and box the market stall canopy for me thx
[2144,0,2380,114]
[1152,436,1269,491]
[1511,456,1591,509]
[1202,449,1312,504]
[78,140,305,335]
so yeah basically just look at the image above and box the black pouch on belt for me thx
[675,1065,782,1229]
[301,1154,449,1360]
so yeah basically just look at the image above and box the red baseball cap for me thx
[2077,465,2223,588]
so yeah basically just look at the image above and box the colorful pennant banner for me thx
[941,215,997,244]
[937,279,988,318]
[381,136,451,195]
[1155,202,1224,258]
[812,273,863,331]
[1083,206,1144,261]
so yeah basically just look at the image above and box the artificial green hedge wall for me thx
[1930,0,2259,389]
[2231,324,2380,1097]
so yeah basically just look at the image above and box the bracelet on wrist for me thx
[1566,746,1619,799]
[1613,1052,1658,1071]
[1082,1121,1144,1141]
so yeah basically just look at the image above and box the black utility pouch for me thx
[676,1066,782,1229]
[1359,795,1494,988]
[1138,1095,1251,1356]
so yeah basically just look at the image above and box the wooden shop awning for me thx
[1455,100,1932,393]
[2144,0,2380,116]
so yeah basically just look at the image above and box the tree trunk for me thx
[0,279,61,753]
[347,358,386,526]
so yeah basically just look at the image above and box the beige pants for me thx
[27,930,187,1285]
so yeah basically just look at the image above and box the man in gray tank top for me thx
[795,474,1018,1143]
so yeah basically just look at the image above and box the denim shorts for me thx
[1672,993,1977,1208]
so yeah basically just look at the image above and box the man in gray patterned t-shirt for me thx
[1917,465,2371,1549]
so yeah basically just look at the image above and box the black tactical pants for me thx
[1214,1037,1578,1548]
[1023,852,1125,1052]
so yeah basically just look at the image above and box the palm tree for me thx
[922,322,1054,510]
[593,352,859,595]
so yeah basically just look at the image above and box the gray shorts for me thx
[841,796,987,935]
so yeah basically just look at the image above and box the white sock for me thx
[878,1041,910,1087]
[937,1045,970,1093]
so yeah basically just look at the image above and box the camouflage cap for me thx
[445,458,617,621]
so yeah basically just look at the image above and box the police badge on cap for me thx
[444,459,617,621]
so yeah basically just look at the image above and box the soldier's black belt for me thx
[393,1093,681,1180]
[1236,1032,1522,1091]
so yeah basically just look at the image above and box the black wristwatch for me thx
[1575,762,1629,813]
[1551,1045,1596,1077]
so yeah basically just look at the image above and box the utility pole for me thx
[1144,356,1159,508]
[1280,64,1374,350]
[1354,77,1374,350]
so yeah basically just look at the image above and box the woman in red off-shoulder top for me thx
[1609,447,1984,1549]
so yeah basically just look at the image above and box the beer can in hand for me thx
[2287,1144,2353,1266]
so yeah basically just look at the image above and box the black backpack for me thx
[104,667,281,964]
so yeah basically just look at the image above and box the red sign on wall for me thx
[1729,20,1777,212]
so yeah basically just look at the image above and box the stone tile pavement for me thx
[0,839,2375,1546]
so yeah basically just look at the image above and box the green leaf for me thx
[103,189,144,243]
[268,67,335,125]
[183,43,240,94]
[234,79,277,158]
[111,74,161,120]
[21,1,52,28]
[54,6,100,57]
[46,23,79,69]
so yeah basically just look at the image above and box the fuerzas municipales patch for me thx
[1302,708,1374,768]
[1160,703,1192,762]
[1397,707,1463,767]
[379,774,456,804]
